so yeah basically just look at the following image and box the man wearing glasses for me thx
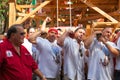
[0,24,46,80]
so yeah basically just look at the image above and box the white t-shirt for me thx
[115,37,120,70]
[36,37,61,78]
[22,38,33,55]
[63,37,86,80]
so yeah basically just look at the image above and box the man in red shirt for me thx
[0,24,46,80]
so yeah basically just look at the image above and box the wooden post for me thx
[9,0,16,27]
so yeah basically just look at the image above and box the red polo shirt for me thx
[0,39,38,80]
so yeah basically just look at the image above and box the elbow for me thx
[112,49,120,56]
[116,50,120,56]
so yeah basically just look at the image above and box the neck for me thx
[77,39,81,44]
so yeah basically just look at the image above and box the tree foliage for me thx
[0,0,32,33]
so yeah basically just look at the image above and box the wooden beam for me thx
[16,4,22,12]
[80,0,118,23]
[93,28,103,31]
[17,4,115,9]
[15,17,23,23]
[85,24,91,36]
[17,13,35,18]
[92,22,118,28]
[14,0,52,24]
[9,2,16,27]
[17,5,36,9]
[118,0,120,10]
[17,13,46,19]
[79,11,119,22]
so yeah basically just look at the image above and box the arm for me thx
[100,36,120,56]
[33,69,46,80]
[29,17,51,44]
[84,33,95,49]
[57,30,73,47]
[41,17,51,31]
[28,31,41,44]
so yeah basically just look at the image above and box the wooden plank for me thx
[17,13,35,18]
[17,5,36,8]
[15,17,23,23]
[18,4,115,9]
[16,4,22,12]
[9,2,16,27]
[85,24,91,36]
[17,13,46,19]
[79,11,119,23]
[14,0,52,24]
[119,0,120,10]
[80,0,118,23]
[92,22,118,28]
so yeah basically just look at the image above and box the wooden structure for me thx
[8,0,120,36]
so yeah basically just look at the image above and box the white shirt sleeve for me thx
[117,37,120,50]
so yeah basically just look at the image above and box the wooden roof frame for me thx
[8,0,120,33]
[8,0,52,27]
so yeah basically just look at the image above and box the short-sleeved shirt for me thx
[36,37,61,78]
[88,38,119,80]
[22,38,33,55]
[115,37,120,70]
[0,39,38,80]
[63,37,86,80]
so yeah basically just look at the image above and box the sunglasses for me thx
[79,49,83,57]
[20,32,25,35]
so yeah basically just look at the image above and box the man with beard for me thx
[57,27,87,80]
[84,27,120,80]
[29,28,62,80]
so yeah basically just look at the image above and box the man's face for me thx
[47,31,58,42]
[14,27,25,45]
[74,29,85,41]
[28,28,35,37]
[102,28,112,41]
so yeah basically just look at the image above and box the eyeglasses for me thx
[20,32,25,36]
[79,49,83,57]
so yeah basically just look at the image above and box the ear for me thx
[10,33,16,38]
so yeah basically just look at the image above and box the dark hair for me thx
[7,24,23,39]
[57,28,62,32]
[115,29,120,34]
[26,27,35,34]
[74,27,85,33]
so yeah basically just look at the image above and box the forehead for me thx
[103,28,112,32]
[76,29,85,33]
[29,28,35,32]
[16,26,24,32]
